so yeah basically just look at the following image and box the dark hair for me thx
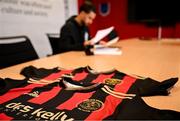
[79,3,96,13]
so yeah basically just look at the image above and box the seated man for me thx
[58,3,96,53]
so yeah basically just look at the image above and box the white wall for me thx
[0,0,78,58]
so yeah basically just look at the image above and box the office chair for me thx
[47,33,60,55]
[0,36,38,69]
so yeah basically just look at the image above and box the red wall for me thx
[78,0,180,39]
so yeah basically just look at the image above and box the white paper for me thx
[94,37,119,48]
[91,26,114,44]
[94,47,122,55]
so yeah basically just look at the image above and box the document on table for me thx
[94,47,122,55]
[91,26,114,44]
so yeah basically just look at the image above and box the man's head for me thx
[78,3,96,26]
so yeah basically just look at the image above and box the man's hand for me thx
[99,41,107,45]
[84,40,93,46]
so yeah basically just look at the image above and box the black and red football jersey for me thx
[0,66,179,120]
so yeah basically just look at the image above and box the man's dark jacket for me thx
[58,16,90,53]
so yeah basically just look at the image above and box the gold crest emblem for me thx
[77,99,103,112]
[104,78,122,85]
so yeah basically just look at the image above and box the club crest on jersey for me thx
[77,99,103,112]
[104,78,122,85]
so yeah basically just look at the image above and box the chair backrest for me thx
[0,36,38,69]
[47,33,60,55]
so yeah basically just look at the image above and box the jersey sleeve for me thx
[20,65,59,79]
[136,77,178,96]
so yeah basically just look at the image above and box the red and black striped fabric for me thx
[0,66,179,120]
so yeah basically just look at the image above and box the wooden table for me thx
[1,38,180,112]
